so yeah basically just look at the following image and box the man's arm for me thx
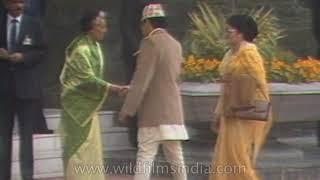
[120,39,158,117]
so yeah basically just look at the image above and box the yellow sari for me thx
[64,114,105,180]
[210,44,273,180]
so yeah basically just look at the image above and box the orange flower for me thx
[183,55,320,83]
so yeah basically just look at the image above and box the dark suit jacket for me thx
[0,12,51,134]
[0,12,47,99]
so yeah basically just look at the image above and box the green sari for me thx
[59,34,109,179]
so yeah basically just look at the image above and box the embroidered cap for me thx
[141,3,166,21]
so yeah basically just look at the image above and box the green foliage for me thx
[184,2,285,60]
[249,7,286,60]
[184,2,228,59]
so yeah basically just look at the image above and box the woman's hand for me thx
[109,84,122,92]
[118,86,130,97]
[109,84,130,96]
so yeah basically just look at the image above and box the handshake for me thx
[109,84,130,97]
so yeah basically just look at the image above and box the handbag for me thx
[231,88,271,121]
[229,61,271,121]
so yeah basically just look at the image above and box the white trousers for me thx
[134,128,187,180]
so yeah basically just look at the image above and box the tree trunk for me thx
[311,0,320,58]
[310,0,320,146]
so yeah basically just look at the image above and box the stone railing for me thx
[180,82,320,123]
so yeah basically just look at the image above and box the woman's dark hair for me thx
[144,17,168,29]
[80,9,107,32]
[226,14,258,42]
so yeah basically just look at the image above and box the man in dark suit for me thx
[0,0,49,179]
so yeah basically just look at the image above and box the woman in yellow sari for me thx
[210,15,273,180]
[59,10,125,180]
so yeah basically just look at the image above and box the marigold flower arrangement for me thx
[182,55,320,83]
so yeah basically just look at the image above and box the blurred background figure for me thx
[0,0,49,179]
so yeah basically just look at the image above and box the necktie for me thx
[9,19,18,52]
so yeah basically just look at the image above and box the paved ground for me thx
[103,121,320,180]
[38,176,169,180]
[26,121,320,180]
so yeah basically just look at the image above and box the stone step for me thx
[13,135,310,179]
[11,109,134,179]
[11,134,309,179]
[44,109,117,131]
[105,136,320,180]
[12,133,136,179]
[12,135,317,180]
[13,109,120,134]
[12,155,63,180]
[11,109,318,179]
[35,176,170,180]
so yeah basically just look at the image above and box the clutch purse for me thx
[226,61,271,121]
[231,99,271,121]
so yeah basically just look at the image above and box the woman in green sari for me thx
[59,10,125,180]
